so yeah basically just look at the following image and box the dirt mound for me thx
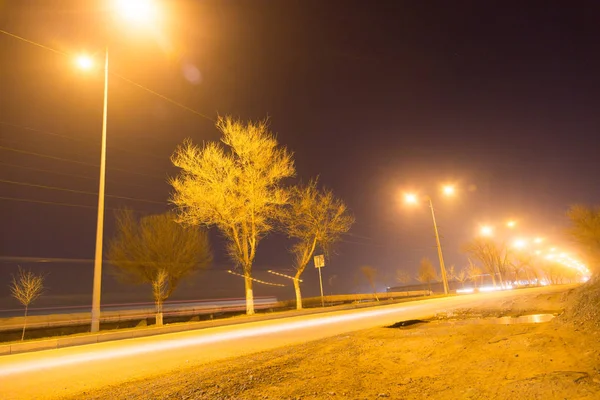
[560,277,600,329]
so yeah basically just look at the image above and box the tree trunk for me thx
[294,278,303,310]
[21,305,28,341]
[245,274,255,315]
[155,300,163,326]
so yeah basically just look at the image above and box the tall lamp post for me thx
[75,0,158,332]
[404,185,455,295]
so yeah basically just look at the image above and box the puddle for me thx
[447,313,556,326]
[492,314,555,324]
[388,319,429,328]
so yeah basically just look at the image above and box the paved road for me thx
[0,286,567,399]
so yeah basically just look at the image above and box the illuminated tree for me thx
[360,266,379,301]
[10,267,44,340]
[107,211,212,325]
[567,205,600,275]
[280,180,354,309]
[416,257,437,292]
[170,116,295,315]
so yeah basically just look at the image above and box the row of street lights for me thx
[402,187,590,293]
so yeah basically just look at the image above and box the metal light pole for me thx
[427,197,449,295]
[91,47,109,333]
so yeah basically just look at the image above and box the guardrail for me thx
[0,298,278,332]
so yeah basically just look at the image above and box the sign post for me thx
[314,254,325,307]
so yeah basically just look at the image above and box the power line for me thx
[0,120,167,161]
[113,73,214,122]
[0,161,149,190]
[0,196,155,213]
[0,29,66,56]
[0,144,167,180]
[0,29,215,123]
[0,178,165,205]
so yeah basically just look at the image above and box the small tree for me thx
[170,116,295,315]
[280,180,354,309]
[360,266,379,301]
[108,211,212,326]
[416,257,437,292]
[396,270,411,286]
[10,267,44,340]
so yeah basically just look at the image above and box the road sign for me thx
[314,254,325,268]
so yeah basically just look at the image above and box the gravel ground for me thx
[65,287,600,400]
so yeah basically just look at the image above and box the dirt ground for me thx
[66,287,600,400]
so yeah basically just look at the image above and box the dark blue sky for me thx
[1,0,599,307]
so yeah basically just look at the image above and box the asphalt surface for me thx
[0,286,566,400]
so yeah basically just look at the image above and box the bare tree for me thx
[360,266,379,301]
[170,116,295,314]
[510,252,533,284]
[447,265,456,281]
[108,211,212,326]
[396,270,411,286]
[462,238,507,287]
[10,267,44,340]
[454,268,468,288]
[567,205,600,276]
[466,259,483,288]
[280,180,354,309]
[416,257,437,292]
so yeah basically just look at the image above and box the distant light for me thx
[534,250,541,255]
[534,237,543,244]
[506,220,517,228]
[404,193,418,204]
[75,55,93,70]
[550,247,556,252]
[513,239,527,249]
[456,288,474,294]
[442,185,455,196]
[480,226,493,236]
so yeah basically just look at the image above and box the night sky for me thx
[1,1,599,308]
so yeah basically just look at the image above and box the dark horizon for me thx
[1,1,599,307]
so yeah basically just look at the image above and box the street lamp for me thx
[404,185,455,295]
[480,225,494,237]
[78,0,158,333]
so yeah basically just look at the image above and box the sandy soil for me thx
[65,287,600,400]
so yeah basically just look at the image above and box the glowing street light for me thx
[114,0,158,23]
[403,186,458,295]
[404,193,418,204]
[75,55,93,70]
[512,238,527,249]
[480,226,494,237]
[506,220,517,228]
[442,185,455,196]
